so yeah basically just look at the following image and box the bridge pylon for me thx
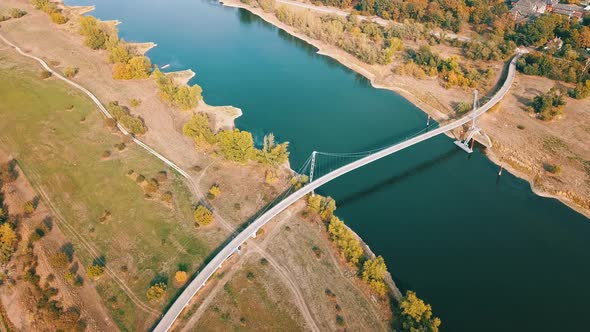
[309,151,317,196]
[454,90,482,154]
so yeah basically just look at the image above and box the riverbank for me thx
[221,0,590,219]
[0,0,396,329]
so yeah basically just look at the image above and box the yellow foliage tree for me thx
[194,205,213,226]
[147,283,167,301]
[0,223,17,263]
[175,271,188,284]
[399,291,441,332]
[86,265,105,280]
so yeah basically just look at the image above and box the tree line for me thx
[183,113,289,167]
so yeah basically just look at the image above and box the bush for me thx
[86,265,105,279]
[106,101,146,135]
[40,70,52,79]
[50,11,67,24]
[23,201,35,214]
[209,184,221,199]
[146,283,167,301]
[153,68,203,110]
[194,205,213,226]
[48,252,69,269]
[569,80,590,100]
[529,88,566,121]
[543,163,561,174]
[63,67,78,78]
[10,8,27,18]
[174,271,188,284]
[129,98,141,107]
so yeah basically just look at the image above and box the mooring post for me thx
[499,164,504,176]
[426,114,431,127]
[309,151,317,196]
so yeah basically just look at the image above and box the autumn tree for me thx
[79,16,107,50]
[327,216,363,265]
[86,264,105,279]
[194,204,213,226]
[217,129,256,163]
[0,223,17,263]
[257,133,289,168]
[174,271,188,284]
[529,88,567,121]
[208,184,221,199]
[147,283,167,301]
[399,291,441,332]
[182,113,217,145]
[362,256,388,296]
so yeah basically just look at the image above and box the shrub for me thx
[543,163,561,174]
[153,68,202,110]
[146,283,167,301]
[23,201,35,214]
[64,271,75,283]
[259,258,269,266]
[32,0,50,10]
[136,174,145,183]
[194,205,213,226]
[50,11,67,24]
[63,67,78,78]
[174,271,188,284]
[209,184,221,198]
[106,101,146,135]
[79,16,107,50]
[569,80,590,99]
[86,265,105,279]
[10,8,27,18]
[258,0,276,12]
[101,150,111,158]
[529,88,566,121]
[48,252,69,269]
[40,70,52,79]
[129,98,141,107]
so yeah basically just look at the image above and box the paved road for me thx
[276,0,471,42]
[154,53,521,331]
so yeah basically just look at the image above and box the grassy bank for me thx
[0,49,227,330]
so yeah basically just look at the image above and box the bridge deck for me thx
[153,52,522,332]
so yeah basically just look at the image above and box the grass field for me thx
[193,253,306,332]
[0,49,228,330]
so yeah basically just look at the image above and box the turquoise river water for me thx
[66,0,590,330]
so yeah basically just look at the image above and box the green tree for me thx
[530,88,566,121]
[217,129,256,163]
[194,205,213,226]
[399,291,441,332]
[569,80,590,99]
[0,223,17,263]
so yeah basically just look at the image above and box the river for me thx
[65,0,590,330]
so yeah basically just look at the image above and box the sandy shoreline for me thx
[221,0,590,219]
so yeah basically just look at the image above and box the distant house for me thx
[510,0,548,22]
[549,3,584,21]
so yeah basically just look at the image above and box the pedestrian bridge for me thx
[153,52,522,332]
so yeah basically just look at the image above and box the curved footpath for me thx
[154,53,523,331]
